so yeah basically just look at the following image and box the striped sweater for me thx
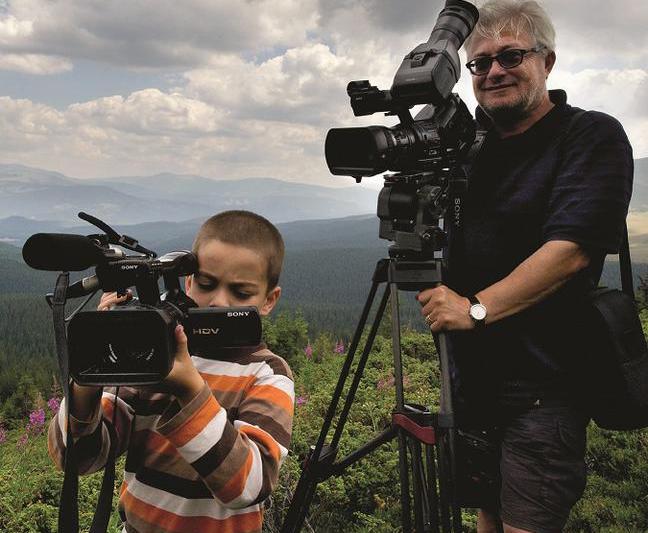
[47,345,294,533]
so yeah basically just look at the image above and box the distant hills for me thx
[0,163,376,229]
[3,159,648,334]
[3,213,646,337]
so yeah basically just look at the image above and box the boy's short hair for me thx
[192,210,285,290]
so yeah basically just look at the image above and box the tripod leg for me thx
[437,430,452,533]
[282,266,389,533]
[398,429,413,533]
[425,442,440,533]
[410,438,428,533]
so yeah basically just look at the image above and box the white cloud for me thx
[0,53,72,74]
[0,0,320,69]
[0,0,645,187]
[67,89,224,136]
[180,44,358,126]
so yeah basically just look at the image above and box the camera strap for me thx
[52,273,118,533]
[53,272,80,533]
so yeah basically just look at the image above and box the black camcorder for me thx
[325,0,480,260]
[22,212,262,386]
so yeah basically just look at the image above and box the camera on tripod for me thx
[325,0,479,259]
[22,212,261,386]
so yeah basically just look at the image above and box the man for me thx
[416,1,633,532]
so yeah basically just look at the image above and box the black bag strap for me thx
[53,274,117,533]
[619,220,635,300]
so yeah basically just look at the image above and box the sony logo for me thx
[193,328,221,335]
[227,311,250,317]
[453,198,461,227]
[120,264,139,270]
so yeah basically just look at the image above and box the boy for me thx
[48,210,294,533]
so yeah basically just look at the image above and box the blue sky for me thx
[0,0,645,185]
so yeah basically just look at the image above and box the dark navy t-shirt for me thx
[450,90,634,409]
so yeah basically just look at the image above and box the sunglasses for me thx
[465,46,547,76]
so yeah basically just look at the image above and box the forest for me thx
[1,302,648,531]
[1,239,648,531]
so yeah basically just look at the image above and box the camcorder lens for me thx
[325,127,391,176]
[68,308,176,385]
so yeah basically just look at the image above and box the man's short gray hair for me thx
[464,0,556,56]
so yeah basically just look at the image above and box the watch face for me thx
[470,303,487,321]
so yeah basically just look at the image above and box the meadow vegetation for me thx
[1,310,647,532]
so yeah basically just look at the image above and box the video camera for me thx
[325,0,480,259]
[22,212,261,386]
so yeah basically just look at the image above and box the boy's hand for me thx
[98,290,133,310]
[162,325,205,407]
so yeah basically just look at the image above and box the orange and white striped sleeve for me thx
[47,387,135,475]
[156,353,294,509]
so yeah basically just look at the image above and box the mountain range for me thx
[0,163,377,230]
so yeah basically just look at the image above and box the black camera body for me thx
[23,213,262,386]
[324,0,480,260]
[67,305,261,386]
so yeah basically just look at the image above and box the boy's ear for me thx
[260,286,281,316]
[185,275,192,293]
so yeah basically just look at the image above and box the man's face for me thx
[185,239,280,316]
[468,32,553,124]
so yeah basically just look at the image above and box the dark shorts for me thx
[460,402,589,533]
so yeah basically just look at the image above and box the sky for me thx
[0,0,646,187]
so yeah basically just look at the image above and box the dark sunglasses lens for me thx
[498,50,523,68]
[472,57,492,74]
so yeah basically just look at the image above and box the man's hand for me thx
[417,285,474,333]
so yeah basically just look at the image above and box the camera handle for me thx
[51,273,119,533]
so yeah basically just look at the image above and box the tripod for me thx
[281,255,463,533]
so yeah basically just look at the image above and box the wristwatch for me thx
[468,295,487,328]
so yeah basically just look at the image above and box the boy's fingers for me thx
[175,324,188,346]
[98,290,132,310]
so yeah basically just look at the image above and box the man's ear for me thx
[545,50,556,77]
[260,286,281,316]
[185,275,192,294]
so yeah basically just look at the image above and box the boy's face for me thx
[185,239,280,316]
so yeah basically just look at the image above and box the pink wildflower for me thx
[304,343,313,359]
[17,433,28,448]
[27,408,46,434]
[0,424,6,445]
[29,408,46,428]
[334,341,345,354]
[48,396,61,414]
[296,396,308,407]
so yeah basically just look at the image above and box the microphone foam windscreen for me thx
[22,233,105,271]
